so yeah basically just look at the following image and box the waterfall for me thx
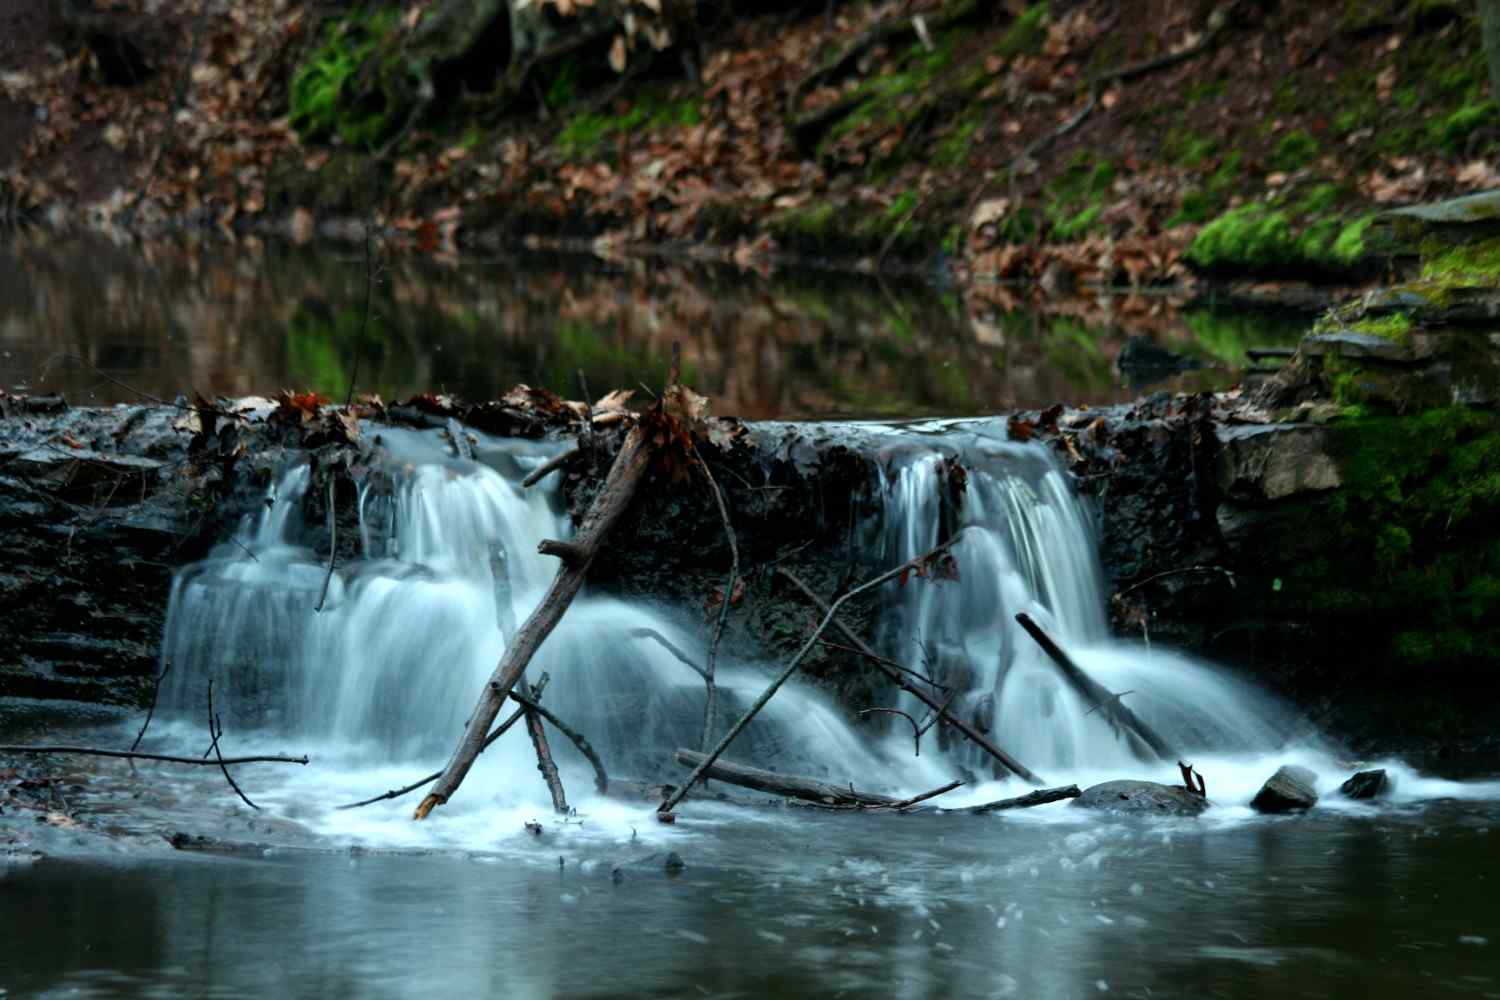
[156,418,1306,819]
[874,423,1298,776]
[159,427,893,793]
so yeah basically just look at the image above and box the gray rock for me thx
[1072,780,1209,817]
[1215,425,1342,502]
[1251,765,1318,813]
[1301,331,1414,364]
[1338,769,1390,800]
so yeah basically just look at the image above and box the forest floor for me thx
[3,0,1499,291]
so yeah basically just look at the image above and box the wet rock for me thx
[1250,764,1318,813]
[1071,780,1209,817]
[1338,769,1390,800]
[1215,425,1341,502]
[1370,191,1500,256]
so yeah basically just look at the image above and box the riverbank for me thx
[4,1,1499,287]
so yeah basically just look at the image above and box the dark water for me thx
[4,792,1500,998]
[0,233,1305,419]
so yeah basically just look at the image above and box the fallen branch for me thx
[693,449,739,750]
[522,446,583,488]
[816,639,948,691]
[659,532,975,815]
[509,689,609,795]
[672,749,900,807]
[1014,612,1174,761]
[889,779,964,810]
[953,784,1081,814]
[336,674,548,811]
[0,746,309,766]
[780,569,1043,785]
[415,421,656,820]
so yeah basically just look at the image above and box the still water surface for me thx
[3,731,1499,999]
[0,233,1304,418]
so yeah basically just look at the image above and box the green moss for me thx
[996,4,1049,57]
[556,90,701,161]
[1269,130,1319,172]
[289,8,406,148]
[1347,312,1414,343]
[1421,237,1500,286]
[1273,407,1500,671]
[1331,214,1376,266]
[1186,204,1297,272]
[935,117,981,168]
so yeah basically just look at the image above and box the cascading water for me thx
[158,426,892,817]
[152,416,1341,841]
[874,423,1303,779]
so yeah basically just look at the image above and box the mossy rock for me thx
[1366,191,1500,257]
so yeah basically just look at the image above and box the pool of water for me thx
[4,722,1499,999]
[0,233,1305,419]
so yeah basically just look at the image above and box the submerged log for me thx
[415,423,655,819]
[1014,612,1175,761]
[672,749,901,807]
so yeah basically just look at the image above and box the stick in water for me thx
[658,531,971,816]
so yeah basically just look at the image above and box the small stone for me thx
[1338,769,1390,800]
[1251,765,1318,813]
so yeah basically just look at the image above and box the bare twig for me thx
[659,531,972,815]
[314,476,337,613]
[629,627,708,680]
[40,354,233,418]
[1114,565,1236,598]
[816,639,949,691]
[859,706,923,756]
[693,449,739,751]
[129,659,172,753]
[783,570,1041,784]
[207,680,259,810]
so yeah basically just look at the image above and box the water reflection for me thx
[0,233,1306,418]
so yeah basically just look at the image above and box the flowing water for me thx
[4,238,1499,997]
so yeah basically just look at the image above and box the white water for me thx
[152,421,1488,847]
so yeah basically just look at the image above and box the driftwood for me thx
[336,674,550,811]
[415,422,656,819]
[673,749,900,807]
[518,677,568,814]
[1014,612,1175,761]
[952,784,1081,814]
[779,569,1043,785]
[0,746,310,766]
[658,533,975,816]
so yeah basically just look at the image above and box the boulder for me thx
[1215,425,1342,502]
[1250,765,1318,813]
[1072,780,1209,817]
[1338,769,1390,800]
